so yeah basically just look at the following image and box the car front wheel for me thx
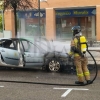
[46,58,61,72]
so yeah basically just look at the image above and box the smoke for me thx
[16,34,71,58]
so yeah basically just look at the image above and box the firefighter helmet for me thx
[71,26,81,36]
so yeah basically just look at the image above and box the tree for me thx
[1,0,38,37]
[0,1,3,32]
[0,14,2,32]
[0,0,3,10]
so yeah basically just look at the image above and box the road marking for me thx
[0,86,4,87]
[61,88,72,97]
[53,87,89,97]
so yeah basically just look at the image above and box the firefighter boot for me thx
[87,80,93,84]
[75,81,84,85]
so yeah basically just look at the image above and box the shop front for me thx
[17,10,46,38]
[55,8,96,41]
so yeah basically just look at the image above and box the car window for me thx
[33,37,54,52]
[19,41,24,52]
[0,40,4,47]
[21,40,40,53]
[21,40,29,52]
[0,39,16,50]
[10,42,15,48]
[28,42,40,53]
[13,40,17,48]
[35,40,52,52]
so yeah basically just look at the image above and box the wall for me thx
[4,10,15,38]
[40,0,100,8]
[46,8,56,40]
[96,5,100,41]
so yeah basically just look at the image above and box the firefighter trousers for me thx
[74,56,90,82]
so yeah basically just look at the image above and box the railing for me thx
[88,41,100,47]
[88,49,100,65]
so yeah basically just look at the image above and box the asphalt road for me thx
[0,68,99,100]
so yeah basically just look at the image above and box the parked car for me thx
[0,38,74,72]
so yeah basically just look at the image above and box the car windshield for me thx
[20,39,46,53]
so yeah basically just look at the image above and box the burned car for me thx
[0,38,74,72]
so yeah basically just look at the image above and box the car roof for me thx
[0,38,11,40]
[0,38,28,40]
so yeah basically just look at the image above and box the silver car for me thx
[0,38,72,72]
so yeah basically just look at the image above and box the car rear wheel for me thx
[46,58,61,72]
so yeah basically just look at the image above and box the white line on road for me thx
[61,88,72,97]
[0,86,4,87]
[54,87,89,90]
[53,87,89,97]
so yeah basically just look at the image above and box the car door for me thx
[0,39,20,65]
[20,39,45,67]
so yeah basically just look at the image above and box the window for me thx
[19,41,24,52]
[21,40,29,52]
[56,18,75,40]
[56,16,95,40]
[21,40,40,53]
[9,42,15,49]
[0,39,16,50]
[25,18,46,36]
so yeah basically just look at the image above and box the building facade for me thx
[4,0,100,41]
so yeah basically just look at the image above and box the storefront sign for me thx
[56,8,96,18]
[17,10,45,18]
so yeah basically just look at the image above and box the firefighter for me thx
[68,26,92,85]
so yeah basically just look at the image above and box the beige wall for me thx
[40,0,100,8]
[96,5,100,40]
[4,10,15,38]
[46,8,56,40]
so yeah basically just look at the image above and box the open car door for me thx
[0,39,20,65]
[20,39,45,67]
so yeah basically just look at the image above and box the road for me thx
[0,68,99,100]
